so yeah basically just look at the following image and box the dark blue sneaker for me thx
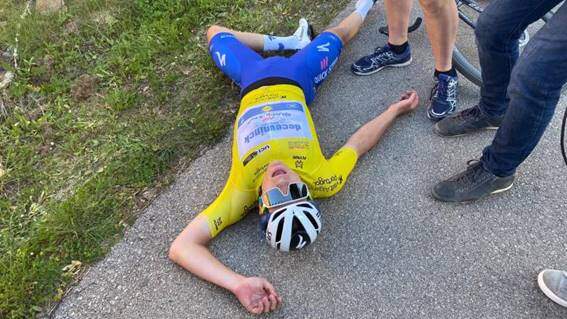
[351,44,412,76]
[432,159,515,202]
[427,73,458,121]
[434,105,503,137]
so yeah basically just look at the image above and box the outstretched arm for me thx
[169,191,282,314]
[345,90,419,157]
[169,216,242,289]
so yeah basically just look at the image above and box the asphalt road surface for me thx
[53,1,567,318]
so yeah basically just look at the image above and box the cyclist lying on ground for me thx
[169,0,419,314]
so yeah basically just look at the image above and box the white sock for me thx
[263,18,311,52]
[355,0,374,19]
[264,35,298,51]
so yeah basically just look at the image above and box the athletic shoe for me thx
[432,160,515,202]
[538,269,567,308]
[427,73,458,121]
[351,44,412,76]
[293,18,314,50]
[434,105,503,137]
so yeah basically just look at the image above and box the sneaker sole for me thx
[538,271,567,308]
[427,106,456,122]
[432,124,500,138]
[431,182,514,203]
[490,182,514,194]
[427,111,448,122]
[352,58,412,76]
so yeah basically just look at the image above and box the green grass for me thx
[0,0,349,317]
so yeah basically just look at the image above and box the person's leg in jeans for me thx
[434,0,563,137]
[432,1,567,202]
[482,2,567,177]
[477,0,563,118]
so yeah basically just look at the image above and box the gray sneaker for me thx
[432,160,515,202]
[538,269,567,308]
[434,105,503,137]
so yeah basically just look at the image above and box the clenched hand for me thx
[233,277,282,314]
[389,90,420,115]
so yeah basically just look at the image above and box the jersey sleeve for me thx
[310,146,358,198]
[196,173,257,238]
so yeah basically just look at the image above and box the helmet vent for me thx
[264,201,321,252]
[304,211,319,229]
[275,218,284,241]
[272,210,285,221]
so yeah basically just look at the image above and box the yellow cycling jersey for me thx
[200,84,358,237]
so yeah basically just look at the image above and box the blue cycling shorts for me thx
[208,31,343,105]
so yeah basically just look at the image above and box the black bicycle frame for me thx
[456,0,483,29]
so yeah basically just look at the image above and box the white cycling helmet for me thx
[265,201,321,252]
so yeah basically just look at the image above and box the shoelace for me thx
[455,105,481,121]
[446,81,457,101]
[434,77,457,101]
[373,45,387,54]
[453,159,489,187]
[370,46,394,64]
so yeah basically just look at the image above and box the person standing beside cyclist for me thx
[351,0,459,121]
[431,0,567,202]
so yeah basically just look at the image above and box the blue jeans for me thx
[475,0,567,177]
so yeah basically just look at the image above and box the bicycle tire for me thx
[452,47,482,86]
[562,107,567,166]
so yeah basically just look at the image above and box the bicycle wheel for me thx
[452,0,552,87]
[453,46,482,87]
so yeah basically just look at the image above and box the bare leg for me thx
[326,11,367,45]
[206,25,265,50]
[207,0,375,50]
[384,0,414,45]
[207,19,312,53]
[418,0,458,71]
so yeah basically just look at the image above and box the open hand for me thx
[233,277,282,314]
[389,90,420,115]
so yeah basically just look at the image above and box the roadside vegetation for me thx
[0,0,349,317]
